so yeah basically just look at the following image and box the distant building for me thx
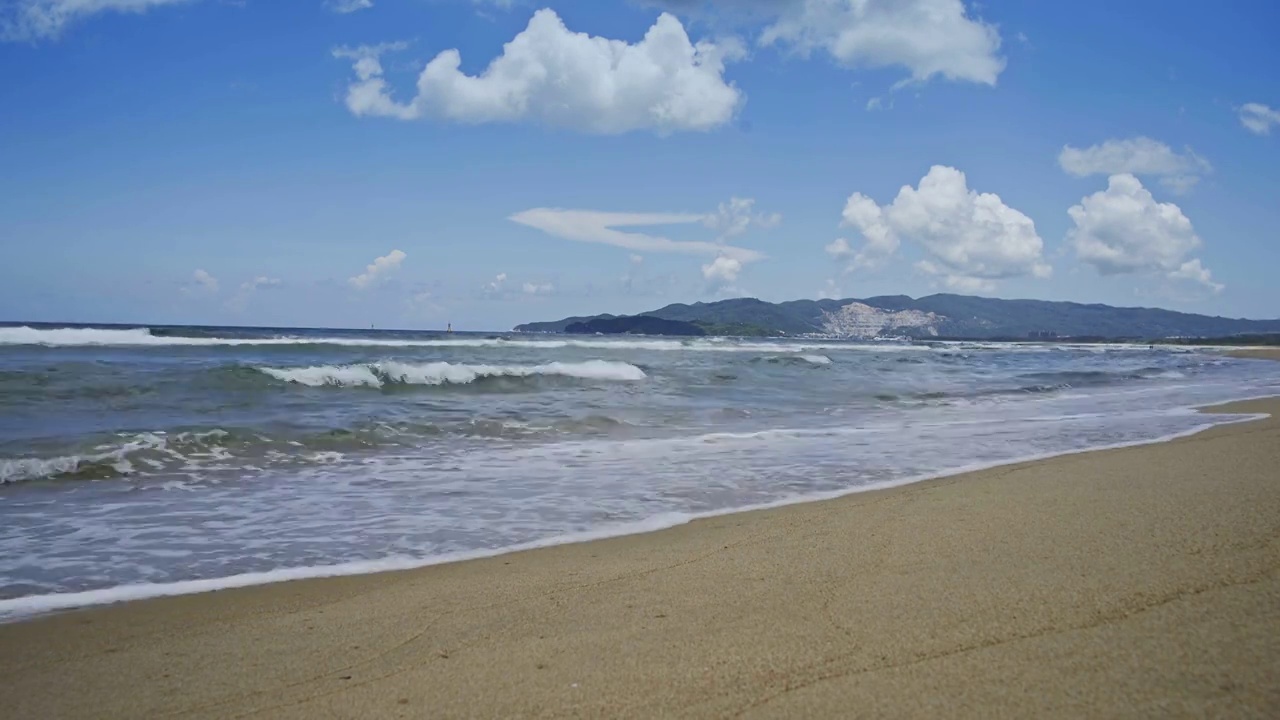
[1028,330,1059,340]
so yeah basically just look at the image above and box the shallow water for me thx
[2,323,1279,618]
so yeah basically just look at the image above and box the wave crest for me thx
[0,430,230,485]
[258,360,647,388]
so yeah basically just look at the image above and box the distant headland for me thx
[516,294,1280,342]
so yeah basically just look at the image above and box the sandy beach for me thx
[2,390,1279,717]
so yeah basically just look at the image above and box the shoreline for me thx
[1,386,1276,623]
[2,390,1279,715]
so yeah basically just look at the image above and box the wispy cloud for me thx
[181,268,219,297]
[1238,103,1280,136]
[2,0,192,42]
[226,275,281,312]
[326,0,372,14]
[1059,137,1211,193]
[510,209,764,262]
[702,197,781,241]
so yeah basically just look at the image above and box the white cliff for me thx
[820,302,943,338]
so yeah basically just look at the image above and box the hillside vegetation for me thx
[516,294,1280,339]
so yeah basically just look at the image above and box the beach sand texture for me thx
[1,394,1278,718]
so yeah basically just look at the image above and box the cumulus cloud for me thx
[1059,137,1211,194]
[1238,103,1280,136]
[348,249,407,290]
[326,0,372,14]
[1067,174,1221,292]
[835,165,1049,291]
[522,281,554,295]
[331,42,412,118]
[333,9,745,134]
[1,0,190,41]
[835,192,900,271]
[702,197,781,240]
[510,208,764,262]
[182,268,219,296]
[702,255,743,283]
[757,0,1004,86]
[1168,259,1223,293]
[825,237,853,259]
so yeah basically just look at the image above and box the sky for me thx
[0,0,1277,331]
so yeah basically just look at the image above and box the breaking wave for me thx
[257,360,647,388]
[753,354,833,366]
[0,326,927,354]
[0,430,233,485]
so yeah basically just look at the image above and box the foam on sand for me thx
[0,404,1266,622]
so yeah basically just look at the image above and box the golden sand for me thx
[1,397,1278,718]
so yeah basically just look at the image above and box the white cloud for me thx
[331,42,413,119]
[1168,259,1223,294]
[183,268,219,296]
[817,278,842,299]
[405,289,445,317]
[2,0,190,41]
[702,254,742,283]
[825,237,853,259]
[226,276,281,312]
[326,0,372,14]
[837,165,1050,290]
[334,9,745,134]
[1058,137,1211,193]
[348,249,406,290]
[702,197,781,239]
[1067,174,1221,292]
[510,208,763,262]
[1238,103,1280,136]
[629,254,645,265]
[522,281,554,295]
[836,192,899,271]
[485,272,508,294]
[758,0,1005,86]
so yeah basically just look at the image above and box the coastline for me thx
[2,386,1279,716]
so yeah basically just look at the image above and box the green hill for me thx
[515,294,1280,340]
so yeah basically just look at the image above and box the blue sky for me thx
[1,0,1277,331]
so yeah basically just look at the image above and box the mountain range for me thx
[514,294,1280,340]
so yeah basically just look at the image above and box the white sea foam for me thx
[4,325,1175,355]
[260,365,383,387]
[800,354,833,365]
[0,326,916,353]
[258,360,647,388]
[0,430,232,485]
[0,407,1266,623]
[0,434,166,485]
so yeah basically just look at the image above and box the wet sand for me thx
[1,396,1278,718]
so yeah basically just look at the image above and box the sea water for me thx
[2,323,1279,619]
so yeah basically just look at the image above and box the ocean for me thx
[2,323,1279,620]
